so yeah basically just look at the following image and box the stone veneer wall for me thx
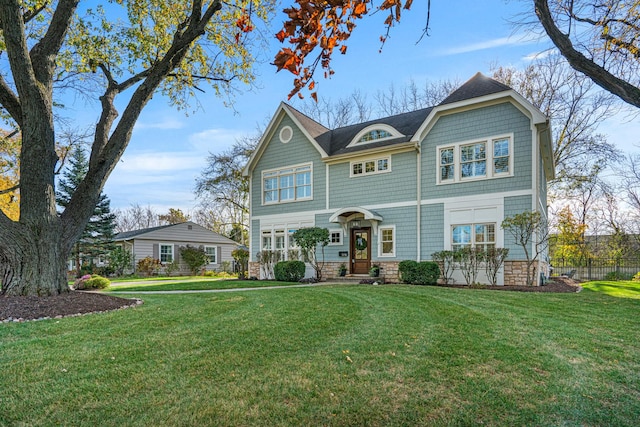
[252,260,550,286]
[504,260,548,286]
[248,262,260,279]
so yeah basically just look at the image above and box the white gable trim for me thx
[346,124,404,148]
[243,103,328,176]
[412,90,547,145]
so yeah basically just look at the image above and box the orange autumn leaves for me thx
[273,0,413,100]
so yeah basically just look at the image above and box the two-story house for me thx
[243,73,554,285]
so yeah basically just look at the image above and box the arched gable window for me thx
[358,129,392,142]
[348,124,402,148]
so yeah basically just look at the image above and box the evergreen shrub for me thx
[274,261,306,282]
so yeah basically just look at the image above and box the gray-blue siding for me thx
[328,151,417,208]
[421,203,445,259]
[422,102,533,199]
[316,206,418,261]
[503,195,533,259]
[251,115,326,216]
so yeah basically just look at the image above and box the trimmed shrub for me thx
[414,261,440,286]
[633,272,640,282]
[398,260,440,285]
[274,260,306,282]
[75,274,110,290]
[398,260,419,284]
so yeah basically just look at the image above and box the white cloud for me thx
[134,116,185,130]
[116,152,204,173]
[188,128,245,152]
[522,48,556,62]
[438,33,540,56]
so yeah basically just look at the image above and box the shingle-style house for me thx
[114,221,239,274]
[243,73,555,285]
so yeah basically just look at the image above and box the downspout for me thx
[416,141,422,262]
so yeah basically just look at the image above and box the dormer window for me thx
[348,124,403,148]
[358,129,392,143]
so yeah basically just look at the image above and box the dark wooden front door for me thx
[351,228,371,274]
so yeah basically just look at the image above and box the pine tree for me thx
[56,148,116,276]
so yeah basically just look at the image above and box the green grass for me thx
[106,279,300,292]
[1,282,639,426]
[581,280,640,299]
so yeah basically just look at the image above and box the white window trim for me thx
[451,223,496,250]
[437,133,513,184]
[159,243,174,264]
[347,124,403,147]
[378,225,396,258]
[279,126,293,143]
[350,156,392,178]
[328,229,343,246]
[205,245,218,265]
[262,162,313,205]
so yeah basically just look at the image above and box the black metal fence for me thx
[551,258,640,281]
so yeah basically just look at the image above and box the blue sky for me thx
[80,0,637,213]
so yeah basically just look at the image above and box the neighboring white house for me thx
[114,221,239,274]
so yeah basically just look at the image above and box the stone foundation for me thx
[248,261,260,279]
[249,260,549,286]
[503,260,547,286]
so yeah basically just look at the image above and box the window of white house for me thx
[160,244,173,263]
[263,164,312,204]
[329,230,343,245]
[438,135,512,184]
[379,226,395,257]
[205,246,217,264]
[452,223,495,251]
[351,156,391,177]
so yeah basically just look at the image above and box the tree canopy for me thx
[275,0,639,108]
[0,0,275,295]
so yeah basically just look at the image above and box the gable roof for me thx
[114,224,175,240]
[114,221,238,245]
[245,73,554,179]
[438,72,512,106]
[316,107,433,156]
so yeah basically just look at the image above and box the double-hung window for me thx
[205,246,217,264]
[263,164,312,204]
[160,244,173,264]
[379,226,396,257]
[438,135,512,183]
[460,142,486,178]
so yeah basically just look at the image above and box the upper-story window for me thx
[348,124,403,148]
[358,129,392,143]
[263,163,312,204]
[438,134,513,184]
[350,157,391,177]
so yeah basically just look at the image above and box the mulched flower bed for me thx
[0,292,142,323]
[437,277,582,293]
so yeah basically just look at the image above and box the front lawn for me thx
[1,283,638,426]
[106,279,302,292]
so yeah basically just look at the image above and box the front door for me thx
[351,228,371,274]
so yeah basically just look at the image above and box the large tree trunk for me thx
[1,221,70,296]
